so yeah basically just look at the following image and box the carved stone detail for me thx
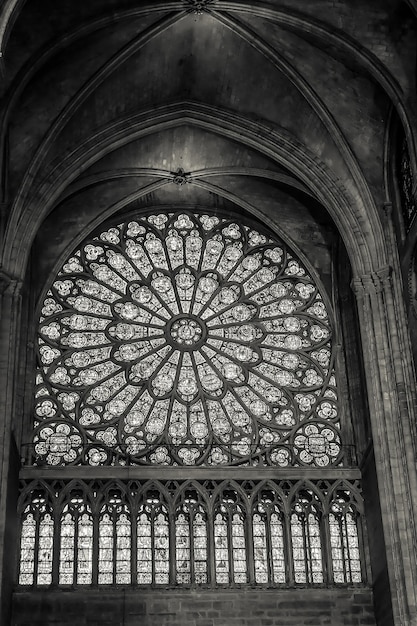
[170,167,190,185]
[0,269,22,297]
[182,0,216,14]
[351,266,392,298]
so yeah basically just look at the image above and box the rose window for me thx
[33,211,341,466]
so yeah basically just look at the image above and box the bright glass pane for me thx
[137,512,152,584]
[330,510,362,583]
[98,513,113,584]
[214,514,229,584]
[193,512,208,583]
[176,513,191,584]
[37,513,54,585]
[19,513,36,585]
[270,513,286,583]
[77,513,93,584]
[116,513,131,584]
[59,512,75,584]
[154,512,169,584]
[232,513,247,583]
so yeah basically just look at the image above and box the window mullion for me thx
[74,511,79,585]
[246,508,255,585]
[92,510,99,585]
[322,511,333,584]
[113,511,117,585]
[169,510,176,585]
[33,511,41,585]
[286,512,295,585]
[131,503,138,585]
[151,509,156,586]
[342,514,351,583]
[207,508,215,586]
[51,507,60,586]
[265,511,274,585]
[189,508,195,583]
[302,514,310,583]
[227,510,234,584]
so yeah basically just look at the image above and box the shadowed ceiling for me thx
[0,0,416,290]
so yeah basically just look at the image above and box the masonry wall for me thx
[12,588,376,626]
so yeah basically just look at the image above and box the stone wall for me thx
[12,588,376,626]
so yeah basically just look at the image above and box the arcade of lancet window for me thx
[18,210,364,588]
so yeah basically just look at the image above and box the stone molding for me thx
[182,0,216,14]
[351,263,417,625]
[351,266,392,297]
[0,269,22,297]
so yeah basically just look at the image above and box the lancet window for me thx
[17,479,364,587]
[252,488,286,584]
[58,493,93,585]
[290,490,323,583]
[18,491,54,585]
[137,490,170,585]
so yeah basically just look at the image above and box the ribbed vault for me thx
[0,0,416,282]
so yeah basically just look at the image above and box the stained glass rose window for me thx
[33,211,341,466]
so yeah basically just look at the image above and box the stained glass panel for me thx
[137,504,169,585]
[232,513,247,583]
[98,513,113,584]
[33,211,341,467]
[214,513,229,584]
[270,513,286,583]
[329,502,362,583]
[253,513,268,583]
[154,512,169,584]
[137,512,152,584]
[77,513,93,584]
[176,513,191,584]
[37,513,54,585]
[291,510,323,584]
[19,513,36,585]
[193,511,208,583]
[116,513,131,584]
[59,512,75,584]
[18,481,363,588]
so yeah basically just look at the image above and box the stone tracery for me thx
[32,211,341,468]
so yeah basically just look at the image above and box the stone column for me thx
[0,271,23,626]
[352,266,417,626]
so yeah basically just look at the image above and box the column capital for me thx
[351,266,392,297]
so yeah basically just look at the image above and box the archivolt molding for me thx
[3,9,383,246]
[214,11,381,230]
[3,103,384,279]
[4,102,385,274]
[3,10,186,219]
[0,0,25,59]
[0,5,409,258]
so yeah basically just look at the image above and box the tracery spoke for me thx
[33,210,340,467]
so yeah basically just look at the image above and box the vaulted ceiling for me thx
[0,0,416,294]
